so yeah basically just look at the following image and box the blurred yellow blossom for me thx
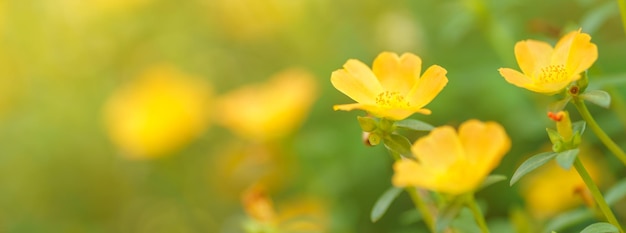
[103,65,212,159]
[520,151,606,220]
[393,120,511,195]
[498,29,597,95]
[215,68,317,142]
[242,184,328,233]
[331,52,447,121]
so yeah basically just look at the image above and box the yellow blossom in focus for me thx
[521,151,606,220]
[498,29,597,95]
[393,120,511,195]
[215,68,317,142]
[103,65,212,159]
[331,52,448,121]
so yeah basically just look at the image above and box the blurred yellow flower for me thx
[103,65,212,159]
[393,120,511,195]
[521,152,605,220]
[331,52,448,121]
[498,29,597,95]
[215,68,317,142]
[242,184,328,232]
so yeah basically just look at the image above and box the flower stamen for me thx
[537,65,568,84]
[375,91,409,108]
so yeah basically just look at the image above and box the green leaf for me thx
[548,97,572,112]
[581,90,611,108]
[395,119,435,131]
[555,148,579,170]
[383,134,413,158]
[478,174,507,190]
[580,222,619,233]
[510,152,557,186]
[589,74,626,89]
[572,121,587,135]
[370,187,403,222]
[605,178,626,205]
[544,208,593,232]
[546,128,562,145]
[436,196,466,232]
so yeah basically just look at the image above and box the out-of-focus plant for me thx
[103,64,212,159]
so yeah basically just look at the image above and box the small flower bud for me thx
[357,116,378,132]
[363,132,381,146]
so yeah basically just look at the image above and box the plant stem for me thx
[573,157,624,232]
[619,0,626,36]
[387,150,436,232]
[466,194,490,233]
[573,97,626,166]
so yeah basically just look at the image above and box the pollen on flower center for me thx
[537,64,568,84]
[375,91,410,108]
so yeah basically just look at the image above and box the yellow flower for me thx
[103,65,212,159]
[242,184,328,232]
[331,52,448,121]
[215,68,317,142]
[520,149,606,220]
[499,29,597,94]
[392,120,511,195]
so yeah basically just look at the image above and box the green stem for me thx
[573,157,624,232]
[618,0,626,35]
[387,150,435,232]
[466,194,490,233]
[573,97,626,166]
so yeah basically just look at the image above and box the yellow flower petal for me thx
[499,29,597,95]
[551,29,580,66]
[393,120,511,195]
[392,159,438,189]
[499,68,532,88]
[331,52,446,120]
[515,40,553,76]
[406,65,448,109]
[458,120,511,172]
[330,60,383,105]
[412,126,463,169]
[372,52,422,95]
[565,32,598,77]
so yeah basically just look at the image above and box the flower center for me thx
[537,64,568,84]
[375,91,409,108]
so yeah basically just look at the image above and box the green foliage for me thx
[510,152,557,186]
[580,222,619,233]
[554,148,580,170]
[370,187,403,222]
[581,90,612,108]
[394,119,434,132]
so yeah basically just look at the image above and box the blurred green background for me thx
[1,0,626,232]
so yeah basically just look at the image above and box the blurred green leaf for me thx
[555,149,579,170]
[546,128,562,145]
[580,222,619,233]
[370,187,403,222]
[510,152,557,186]
[383,134,413,158]
[395,118,434,131]
[580,1,619,34]
[478,174,506,190]
[572,121,587,136]
[548,97,571,112]
[605,178,626,205]
[544,209,593,232]
[436,196,465,233]
[581,90,611,108]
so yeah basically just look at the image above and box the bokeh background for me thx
[1,0,626,232]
